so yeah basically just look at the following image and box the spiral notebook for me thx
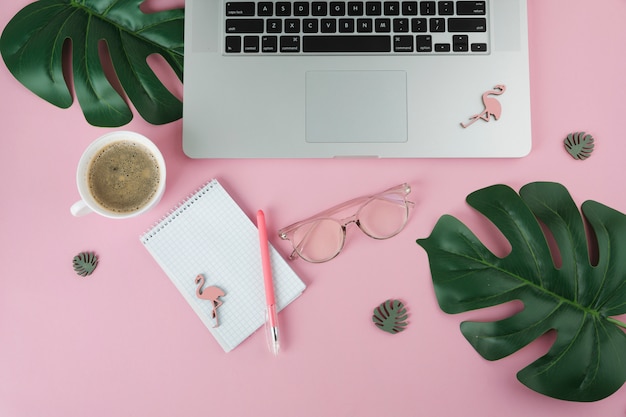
[140,179,306,352]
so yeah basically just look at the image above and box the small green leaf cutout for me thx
[564,132,594,160]
[73,252,98,277]
[372,299,409,334]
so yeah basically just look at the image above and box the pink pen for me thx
[257,210,280,356]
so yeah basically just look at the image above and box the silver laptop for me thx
[183,0,531,158]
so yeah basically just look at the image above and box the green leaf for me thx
[372,299,409,334]
[0,0,183,127]
[416,182,626,402]
[564,132,595,160]
[73,251,98,276]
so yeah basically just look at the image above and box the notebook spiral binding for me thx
[140,179,218,242]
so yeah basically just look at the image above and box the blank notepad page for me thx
[140,179,306,352]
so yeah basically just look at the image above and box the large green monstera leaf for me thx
[417,182,626,402]
[0,0,183,126]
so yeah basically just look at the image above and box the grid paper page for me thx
[140,179,306,352]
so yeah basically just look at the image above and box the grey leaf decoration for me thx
[372,299,409,334]
[73,252,98,277]
[564,132,594,160]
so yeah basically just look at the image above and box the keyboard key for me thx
[303,19,319,32]
[285,19,301,32]
[420,1,436,15]
[339,18,355,32]
[267,19,283,33]
[435,43,451,52]
[438,1,454,15]
[384,2,400,15]
[280,36,301,52]
[429,17,445,32]
[471,43,487,52]
[394,35,413,52]
[262,36,278,52]
[257,2,273,16]
[366,1,382,15]
[294,2,310,15]
[276,2,292,15]
[457,1,486,15]
[330,2,346,15]
[375,18,391,32]
[226,2,255,16]
[303,35,391,52]
[226,19,264,33]
[393,18,409,32]
[357,18,373,32]
[312,2,328,15]
[243,36,259,52]
[416,35,432,52]
[348,2,364,15]
[453,34,469,51]
[225,36,241,52]
[321,19,337,32]
[411,18,427,32]
[448,18,487,32]
[402,1,418,15]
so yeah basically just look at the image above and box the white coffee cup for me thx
[71,131,166,219]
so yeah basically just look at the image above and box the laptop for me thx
[182,0,531,158]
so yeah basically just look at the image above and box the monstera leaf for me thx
[417,182,626,402]
[372,299,409,334]
[564,132,595,160]
[0,0,183,126]
[72,251,98,277]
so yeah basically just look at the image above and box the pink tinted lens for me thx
[292,218,344,262]
[358,196,408,239]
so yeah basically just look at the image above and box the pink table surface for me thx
[2,1,626,416]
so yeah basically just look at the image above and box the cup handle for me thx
[70,200,93,217]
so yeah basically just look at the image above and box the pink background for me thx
[2,0,626,416]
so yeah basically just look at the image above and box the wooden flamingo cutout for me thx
[461,84,506,128]
[195,274,225,327]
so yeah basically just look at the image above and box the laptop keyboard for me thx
[224,1,489,54]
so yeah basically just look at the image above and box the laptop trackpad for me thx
[305,71,407,143]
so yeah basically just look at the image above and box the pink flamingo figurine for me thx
[195,274,225,327]
[461,84,506,128]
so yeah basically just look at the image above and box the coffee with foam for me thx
[87,140,161,214]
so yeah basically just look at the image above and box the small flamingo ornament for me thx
[461,84,506,128]
[195,274,225,327]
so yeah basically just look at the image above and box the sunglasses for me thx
[278,183,414,263]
